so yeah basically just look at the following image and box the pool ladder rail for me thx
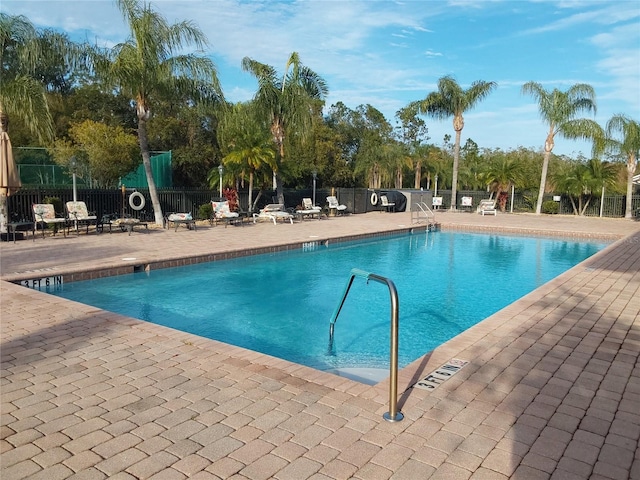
[329,268,404,423]
[412,201,440,231]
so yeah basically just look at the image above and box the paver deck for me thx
[1,211,639,479]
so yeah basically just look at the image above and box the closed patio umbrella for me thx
[0,115,22,234]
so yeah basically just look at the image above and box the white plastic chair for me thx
[326,196,347,215]
[380,195,395,212]
[477,199,497,216]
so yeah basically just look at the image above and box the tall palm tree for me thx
[521,82,601,215]
[96,0,223,225]
[411,76,496,210]
[241,52,328,204]
[0,13,55,143]
[598,115,640,219]
[214,102,276,213]
[1,14,85,233]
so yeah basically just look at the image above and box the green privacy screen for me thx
[121,151,173,188]
[15,149,172,188]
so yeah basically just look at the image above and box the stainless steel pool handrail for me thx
[412,201,436,226]
[329,268,403,422]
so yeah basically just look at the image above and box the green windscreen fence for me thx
[14,148,172,188]
[120,151,173,188]
[14,148,80,186]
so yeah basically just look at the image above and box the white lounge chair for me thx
[33,203,68,238]
[380,195,395,212]
[211,200,241,227]
[326,196,347,215]
[253,204,294,224]
[108,217,148,235]
[477,199,497,216]
[460,196,473,211]
[166,212,197,231]
[66,201,98,234]
[295,198,322,220]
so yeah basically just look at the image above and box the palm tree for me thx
[598,115,640,219]
[553,158,618,215]
[483,154,524,212]
[392,143,413,189]
[351,105,395,189]
[395,106,429,189]
[521,82,601,215]
[1,14,86,233]
[214,102,276,213]
[241,52,328,204]
[0,13,55,143]
[96,0,223,226]
[411,76,496,210]
[413,144,431,189]
[422,145,451,194]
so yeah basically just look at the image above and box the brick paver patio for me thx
[1,211,639,479]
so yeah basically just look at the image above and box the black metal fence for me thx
[430,190,640,218]
[6,186,639,222]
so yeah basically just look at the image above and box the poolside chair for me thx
[211,200,241,227]
[66,201,98,235]
[166,212,197,231]
[253,204,294,224]
[33,203,68,238]
[107,217,148,235]
[477,199,497,216]
[460,196,473,211]
[326,196,347,216]
[295,198,322,221]
[380,195,395,212]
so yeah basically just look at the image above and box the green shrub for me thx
[42,196,64,234]
[542,200,559,214]
[198,202,213,220]
[43,196,64,216]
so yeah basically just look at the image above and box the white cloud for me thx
[590,23,640,112]
[2,0,637,156]
[521,2,640,35]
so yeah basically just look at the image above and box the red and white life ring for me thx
[370,192,378,206]
[129,191,146,211]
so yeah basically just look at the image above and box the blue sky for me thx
[3,0,639,156]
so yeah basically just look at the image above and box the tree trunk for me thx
[450,127,462,210]
[625,153,636,219]
[498,191,508,211]
[536,126,555,215]
[137,117,164,226]
[272,120,286,205]
[275,173,285,205]
[569,196,578,215]
[248,170,254,213]
[0,111,9,234]
[252,190,264,212]
[414,160,421,189]
[580,196,592,216]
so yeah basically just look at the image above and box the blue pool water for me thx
[51,232,607,374]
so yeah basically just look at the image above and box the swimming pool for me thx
[50,232,607,381]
